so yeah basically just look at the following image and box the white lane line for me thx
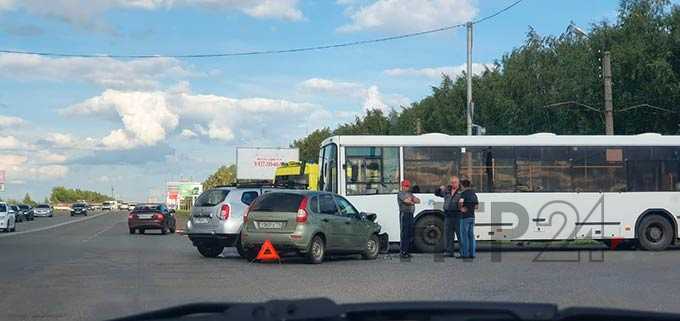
[82,222,118,243]
[0,212,111,238]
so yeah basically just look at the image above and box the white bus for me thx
[318,133,680,251]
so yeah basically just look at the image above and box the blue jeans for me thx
[459,217,476,258]
[400,212,414,254]
[444,211,460,254]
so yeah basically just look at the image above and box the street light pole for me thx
[466,22,473,136]
[603,51,614,135]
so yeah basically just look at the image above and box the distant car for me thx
[118,203,129,211]
[102,201,115,211]
[17,204,34,221]
[70,203,88,216]
[33,204,53,217]
[128,203,176,235]
[186,186,271,258]
[241,191,383,264]
[10,205,24,222]
[0,202,16,232]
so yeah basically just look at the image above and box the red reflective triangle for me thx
[256,240,280,261]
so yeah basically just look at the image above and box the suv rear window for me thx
[250,193,304,212]
[195,189,229,207]
[0,204,6,212]
[37,204,50,208]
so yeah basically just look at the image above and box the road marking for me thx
[0,212,110,238]
[82,223,118,242]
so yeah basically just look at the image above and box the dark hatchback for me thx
[71,203,89,216]
[128,203,176,235]
[17,204,34,221]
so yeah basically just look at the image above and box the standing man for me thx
[397,179,420,258]
[435,176,462,257]
[458,179,478,259]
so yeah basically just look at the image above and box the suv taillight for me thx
[220,204,230,220]
[296,197,308,223]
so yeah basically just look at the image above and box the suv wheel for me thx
[236,235,246,258]
[197,245,224,258]
[361,234,380,260]
[306,235,325,264]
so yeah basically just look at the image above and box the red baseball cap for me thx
[401,180,411,188]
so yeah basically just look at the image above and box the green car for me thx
[241,191,382,264]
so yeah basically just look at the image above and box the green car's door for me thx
[334,195,368,251]
[317,193,345,250]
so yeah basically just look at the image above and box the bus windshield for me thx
[318,143,337,193]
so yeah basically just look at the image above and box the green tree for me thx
[49,186,113,204]
[202,165,237,191]
[22,193,37,206]
[291,128,332,162]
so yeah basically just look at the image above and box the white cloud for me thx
[61,87,323,149]
[338,0,477,33]
[0,0,302,29]
[298,77,409,112]
[0,135,22,149]
[179,129,198,139]
[24,165,69,180]
[384,63,493,79]
[64,90,179,149]
[0,53,189,90]
[0,115,26,128]
[35,151,67,164]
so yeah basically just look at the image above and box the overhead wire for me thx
[0,0,523,59]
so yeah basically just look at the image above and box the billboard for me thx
[166,181,202,209]
[236,147,299,180]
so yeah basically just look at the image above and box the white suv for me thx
[0,202,16,232]
[186,186,273,258]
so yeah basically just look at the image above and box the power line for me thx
[0,0,523,59]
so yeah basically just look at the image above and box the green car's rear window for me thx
[250,193,304,212]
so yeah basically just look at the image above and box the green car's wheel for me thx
[306,235,325,264]
[361,234,380,260]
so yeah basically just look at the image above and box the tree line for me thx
[48,186,113,204]
[291,0,680,162]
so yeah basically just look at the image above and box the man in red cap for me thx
[397,179,420,258]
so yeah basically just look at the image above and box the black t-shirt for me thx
[460,189,478,218]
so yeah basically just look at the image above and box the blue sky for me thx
[0,0,626,202]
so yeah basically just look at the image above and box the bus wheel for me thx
[637,215,673,251]
[414,214,444,253]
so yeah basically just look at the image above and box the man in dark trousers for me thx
[397,179,420,258]
[458,179,479,259]
[435,176,462,257]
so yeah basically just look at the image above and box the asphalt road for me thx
[1,211,680,321]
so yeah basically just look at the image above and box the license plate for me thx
[138,214,153,219]
[258,221,283,229]
[194,217,209,224]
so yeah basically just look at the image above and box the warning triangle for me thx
[256,240,280,261]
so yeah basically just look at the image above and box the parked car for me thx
[33,204,54,217]
[10,205,24,222]
[186,186,269,258]
[128,203,176,234]
[70,203,88,216]
[0,202,16,232]
[241,191,382,264]
[17,204,34,221]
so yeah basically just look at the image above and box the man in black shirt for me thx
[458,179,478,259]
[435,176,461,257]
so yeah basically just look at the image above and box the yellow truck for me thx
[273,161,319,190]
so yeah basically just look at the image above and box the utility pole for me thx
[603,51,614,135]
[466,22,473,136]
